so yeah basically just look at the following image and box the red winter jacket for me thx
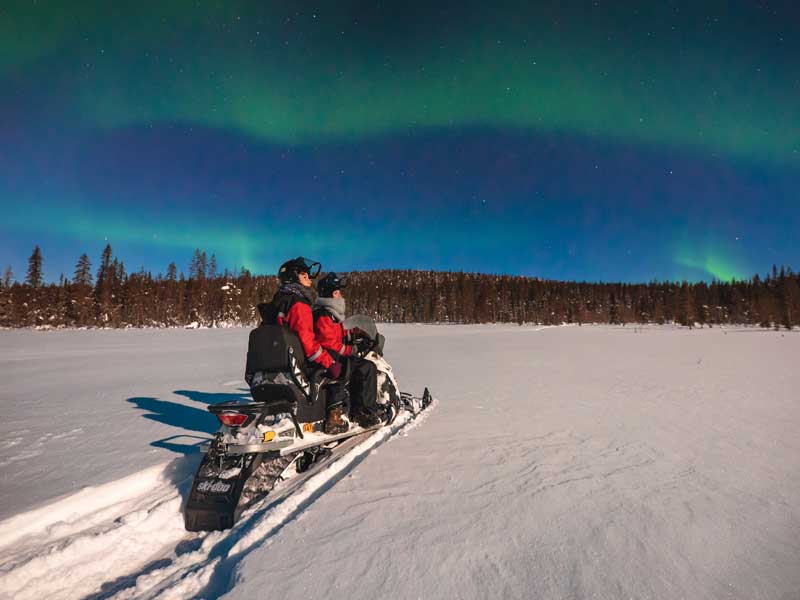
[276,298,334,369]
[314,312,353,358]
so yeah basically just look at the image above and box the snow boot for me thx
[352,408,381,428]
[324,405,349,435]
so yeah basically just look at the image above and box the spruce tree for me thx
[73,254,93,286]
[189,249,208,280]
[0,265,13,326]
[95,244,114,323]
[189,251,197,279]
[69,254,94,326]
[608,292,619,324]
[779,276,796,330]
[25,246,43,288]
[96,244,113,288]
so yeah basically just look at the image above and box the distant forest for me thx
[1,245,798,329]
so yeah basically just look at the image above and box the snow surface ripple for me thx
[2,325,800,599]
[0,394,435,600]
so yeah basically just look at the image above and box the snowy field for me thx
[1,324,799,599]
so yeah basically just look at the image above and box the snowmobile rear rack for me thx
[207,398,305,438]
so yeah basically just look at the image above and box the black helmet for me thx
[317,272,348,297]
[277,257,321,284]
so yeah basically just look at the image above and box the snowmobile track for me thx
[0,399,436,600]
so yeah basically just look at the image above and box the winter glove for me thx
[326,362,343,379]
[354,337,374,355]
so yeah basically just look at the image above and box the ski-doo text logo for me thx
[197,480,232,494]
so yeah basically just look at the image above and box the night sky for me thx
[1,1,798,282]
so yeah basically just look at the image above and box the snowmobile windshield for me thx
[297,258,321,279]
[342,314,378,340]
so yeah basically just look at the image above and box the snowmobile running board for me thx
[217,424,384,456]
[184,390,433,532]
[185,422,402,532]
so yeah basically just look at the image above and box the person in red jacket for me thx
[314,272,381,428]
[266,258,347,434]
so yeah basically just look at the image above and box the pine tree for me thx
[677,282,695,327]
[162,262,179,325]
[95,244,114,324]
[189,249,208,280]
[0,290,9,326]
[73,254,93,286]
[69,254,94,326]
[111,258,127,325]
[209,254,217,279]
[0,266,12,326]
[25,246,43,288]
[779,275,797,330]
[97,244,112,285]
[608,292,619,324]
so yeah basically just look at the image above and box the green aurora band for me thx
[3,2,798,166]
[2,2,796,281]
[2,198,319,274]
[673,238,752,282]
[3,197,554,277]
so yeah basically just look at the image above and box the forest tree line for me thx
[1,245,798,329]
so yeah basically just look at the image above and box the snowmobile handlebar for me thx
[351,331,385,357]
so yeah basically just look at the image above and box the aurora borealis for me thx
[1,1,798,282]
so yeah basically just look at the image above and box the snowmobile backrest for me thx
[245,325,306,375]
[256,302,278,324]
[245,325,328,420]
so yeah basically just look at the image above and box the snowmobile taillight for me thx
[217,412,249,427]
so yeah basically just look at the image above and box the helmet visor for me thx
[298,258,321,279]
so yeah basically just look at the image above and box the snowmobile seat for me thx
[244,325,327,423]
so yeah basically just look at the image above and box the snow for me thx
[1,325,800,599]
[0,328,250,521]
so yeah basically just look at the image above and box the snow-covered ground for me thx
[1,325,799,599]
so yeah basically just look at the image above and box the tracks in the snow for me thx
[0,402,435,600]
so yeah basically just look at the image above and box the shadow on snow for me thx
[126,388,251,455]
[88,389,259,600]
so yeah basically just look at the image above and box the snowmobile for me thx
[184,315,431,532]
